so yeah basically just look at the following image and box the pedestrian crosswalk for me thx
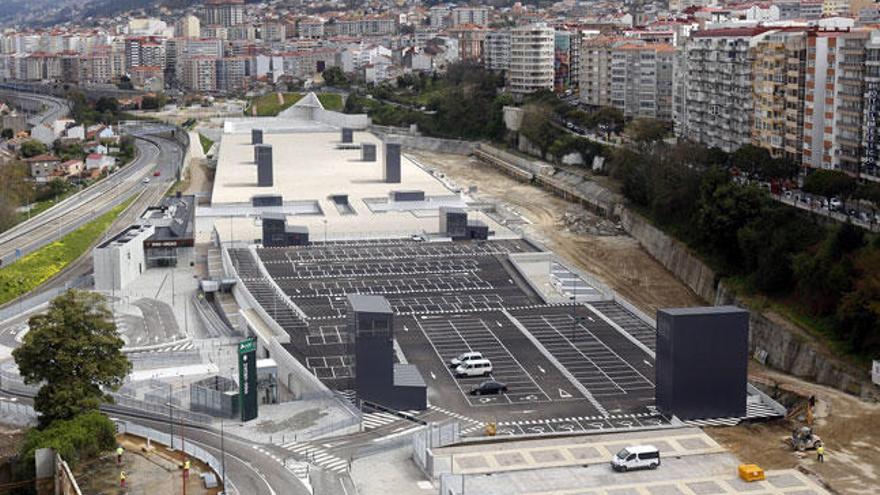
[362,411,408,430]
[278,441,349,474]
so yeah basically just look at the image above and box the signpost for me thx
[238,338,258,422]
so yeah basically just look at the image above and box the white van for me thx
[454,359,492,378]
[449,351,483,368]
[610,445,660,472]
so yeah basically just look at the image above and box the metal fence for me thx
[117,420,232,494]
[0,400,37,425]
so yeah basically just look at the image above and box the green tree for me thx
[15,411,116,481]
[322,66,349,87]
[625,118,668,147]
[587,106,624,135]
[1,128,13,139]
[694,173,768,267]
[836,249,880,353]
[519,102,560,158]
[13,290,130,426]
[95,97,119,114]
[20,139,48,158]
[803,169,857,200]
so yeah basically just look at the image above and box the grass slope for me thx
[0,197,135,305]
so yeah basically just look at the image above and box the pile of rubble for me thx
[559,206,623,236]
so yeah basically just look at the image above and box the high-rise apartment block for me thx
[484,30,511,71]
[204,0,244,28]
[509,24,555,95]
[450,7,489,27]
[679,27,773,152]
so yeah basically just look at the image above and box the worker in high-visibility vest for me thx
[184,459,191,479]
[817,444,825,463]
[116,446,124,465]
[120,470,126,488]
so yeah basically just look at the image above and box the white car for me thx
[611,445,660,472]
[142,178,150,183]
[449,351,483,368]
[454,359,492,378]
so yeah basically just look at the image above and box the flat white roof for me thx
[206,117,518,241]
[211,130,451,206]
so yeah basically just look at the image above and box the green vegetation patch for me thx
[199,133,214,154]
[0,197,135,305]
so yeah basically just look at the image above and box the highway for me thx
[0,87,70,127]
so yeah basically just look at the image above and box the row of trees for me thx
[607,136,880,355]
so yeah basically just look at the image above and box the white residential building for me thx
[508,24,555,95]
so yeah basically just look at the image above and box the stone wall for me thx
[471,147,876,397]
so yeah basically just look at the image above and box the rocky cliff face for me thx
[620,209,874,398]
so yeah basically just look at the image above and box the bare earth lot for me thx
[410,150,703,314]
[409,149,880,494]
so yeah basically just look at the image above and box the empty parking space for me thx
[305,355,353,379]
[257,239,536,264]
[415,315,554,406]
[512,310,654,402]
[589,301,657,351]
[280,273,494,298]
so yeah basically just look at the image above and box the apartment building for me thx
[183,56,218,92]
[450,24,487,63]
[329,16,397,37]
[217,56,247,92]
[803,30,870,175]
[296,18,325,39]
[579,36,616,108]
[508,24,555,95]
[554,30,580,94]
[204,0,244,28]
[450,7,489,27]
[679,27,773,152]
[176,15,201,38]
[484,30,511,71]
[610,43,675,121]
[862,32,880,181]
[752,29,809,164]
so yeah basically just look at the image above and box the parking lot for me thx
[251,239,663,428]
[511,306,655,412]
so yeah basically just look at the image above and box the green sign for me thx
[238,338,258,422]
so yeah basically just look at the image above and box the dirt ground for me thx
[410,150,880,494]
[710,365,880,494]
[184,159,214,203]
[409,150,704,314]
[75,434,222,495]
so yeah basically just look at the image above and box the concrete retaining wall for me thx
[472,146,876,397]
[618,208,718,303]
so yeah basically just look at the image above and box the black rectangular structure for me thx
[341,128,354,143]
[384,143,401,183]
[466,219,489,240]
[256,144,273,187]
[439,207,468,239]
[252,194,283,207]
[655,306,749,421]
[348,294,426,410]
[390,190,425,202]
[252,128,263,145]
[361,143,376,162]
[262,212,309,247]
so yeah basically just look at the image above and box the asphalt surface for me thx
[246,239,664,433]
[0,390,307,495]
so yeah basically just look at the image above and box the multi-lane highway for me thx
[0,87,70,127]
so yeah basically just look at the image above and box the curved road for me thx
[0,389,307,495]
[0,138,161,266]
